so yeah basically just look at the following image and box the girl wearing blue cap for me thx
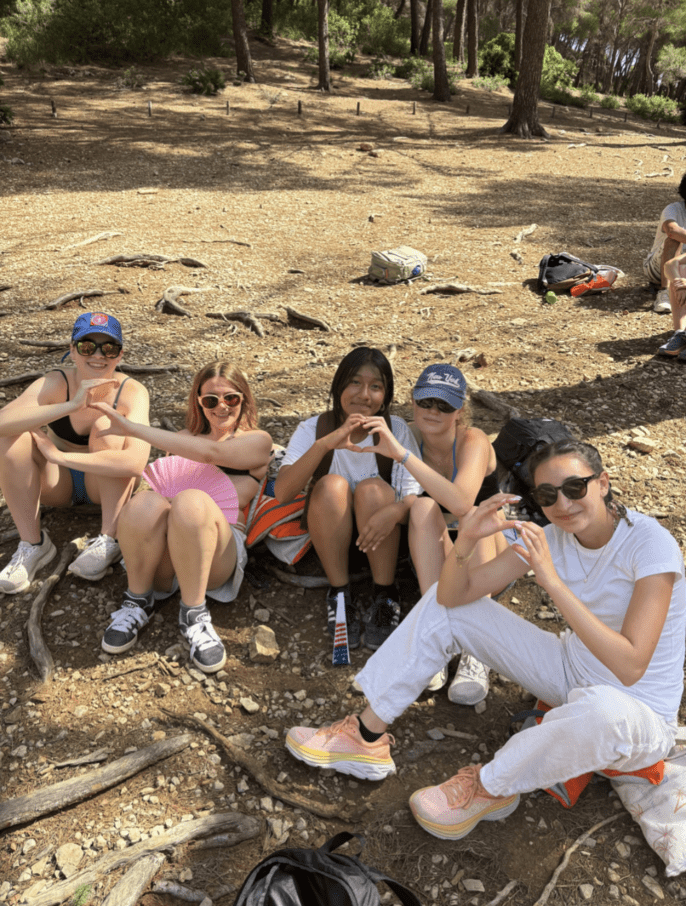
[355,363,506,705]
[0,312,150,593]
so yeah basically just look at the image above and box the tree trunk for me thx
[317,0,331,91]
[410,0,421,54]
[501,0,552,138]
[514,0,525,74]
[419,0,433,57]
[432,0,451,101]
[231,0,256,82]
[394,0,406,19]
[260,0,274,39]
[453,0,466,64]
[466,0,478,77]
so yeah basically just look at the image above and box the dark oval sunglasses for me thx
[75,340,122,359]
[416,397,457,414]
[199,392,243,410]
[531,473,601,508]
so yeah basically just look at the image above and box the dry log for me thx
[44,288,127,310]
[152,881,210,902]
[95,254,207,269]
[285,306,331,331]
[154,286,205,317]
[0,734,192,832]
[420,283,503,296]
[24,812,259,906]
[60,231,123,251]
[463,375,520,420]
[514,223,537,243]
[101,852,166,906]
[27,541,79,683]
[51,748,110,768]
[161,709,359,821]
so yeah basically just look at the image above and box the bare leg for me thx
[660,237,681,288]
[307,474,354,587]
[354,478,399,585]
[117,492,172,594]
[84,415,138,538]
[409,496,450,595]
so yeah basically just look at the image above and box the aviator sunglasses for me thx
[416,397,457,414]
[199,392,243,410]
[75,340,122,359]
[531,472,601,508]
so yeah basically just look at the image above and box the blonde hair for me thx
[186,362,258,435]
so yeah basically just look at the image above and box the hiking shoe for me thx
[285,714,396,781]
[364,592,401,650]
[0,531,57,594]
[410,764,520,840]
[68,534,121,581]
[326,586,360,649]
[654,288,672,313]
[448,653,490,706]
[658,331,686,357]
[102,591,154,654]
[426,666,448,693]
[179,603,226,674]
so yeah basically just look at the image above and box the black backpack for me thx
[493,417,575,526]
[537,252,598,293]
[232,832,422,906]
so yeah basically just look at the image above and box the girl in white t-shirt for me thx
[284,440,686,842]
[275,347,421,652]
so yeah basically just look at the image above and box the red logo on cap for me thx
[90,313,108,327]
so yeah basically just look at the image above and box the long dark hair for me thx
[329,347,394,426]
[528,440,633,526]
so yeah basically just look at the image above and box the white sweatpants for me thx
[355,584,676,797]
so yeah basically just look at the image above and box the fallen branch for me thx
[101,852,166,906]
[24,812,259,906]
[19,339,70,349]
[183,237,252,247]
[420,283,503,296]
[514,224,537,243]
[27,541,79,683]
[95,254,207,269]
[43,288,128,311]
[485,879,519,906]
[154,286,205,317]
[60,231,123,251]
[285,306,332,331]
[463,375,521,420]
[152,881,209,902]
[161,709,356,821]
[0,371,42,386]
[0,734,192,832]
[207,311,282,337]
[645,168,674,178]
[533,813,622,906]
[118,364,181,375]
[51,748,110,768]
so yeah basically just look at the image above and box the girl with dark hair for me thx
[285,440,685,843]
[93,361,272,674]
[275,347,421,651]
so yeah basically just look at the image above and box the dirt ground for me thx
[2,36,686,906]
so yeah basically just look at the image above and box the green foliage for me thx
[366,56,395,80]
[578,83,599,107]
[71,885,92,906]
[118,65,144,89]
[0,103,14,124]
[657,44,686,87]
[480,32,517,85]
[181,66,225,95]
[539,45,576,93]
[358,5,409,57]
[625,93,679,124]
[600,94,620,109]
[472,74,509,92]
[398,56,459,94]
[3,0,232,65]
[303,10,357,70]
[540,84,585,107]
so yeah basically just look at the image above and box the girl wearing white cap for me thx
[0,312,150,592]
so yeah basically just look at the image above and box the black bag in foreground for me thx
[493,417,575,526]
[537,252,598,293]
[233,832,422,906]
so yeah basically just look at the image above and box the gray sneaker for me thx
[179,603,226,674]
[102,591,154,654]
[69,534,121,581]
[654,288,671,313]
[658,331,686,357]
[0,531,57,594]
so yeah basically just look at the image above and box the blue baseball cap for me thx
[72,312,123,345]
[412,364,467,409]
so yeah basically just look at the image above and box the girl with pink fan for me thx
[94,362,272,674]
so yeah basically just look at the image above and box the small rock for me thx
[579,884,594,901]
[240,697,260,714]
[628,438,657,454]
[474,700,487,714]
[154,682,171,698]
[608,885,620,899]
[73,706,88,719]
[359,142,374,151]
[55,842,83,877]
[22,840,36,855]
[254,608,271,622]
[427,728,445,740]
[11,745,27,758]
[615,841,631,859]
[642,876,664,899]
[249,625,280,663]
[462,879,484,893]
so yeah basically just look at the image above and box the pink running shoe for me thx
[285,715,396,781]
[410,764,519,840]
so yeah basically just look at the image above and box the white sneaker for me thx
[448,653,490,706]
[68,534,121,581]
[0,531,57,594]
[654,288,671,313]
[426,666,448,692]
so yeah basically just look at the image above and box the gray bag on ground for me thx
[368,246,427,283]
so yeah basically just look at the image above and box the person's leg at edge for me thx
[354,477,400,586]
[83,414,138,539]
[307,474,354,587]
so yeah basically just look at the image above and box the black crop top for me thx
[48,371,129,446]
[218,464,258,479]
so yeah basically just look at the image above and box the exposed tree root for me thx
[96,254,207,269]
[154,286,205,317]
[44,288,128,310]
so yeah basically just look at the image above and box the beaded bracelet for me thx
[399,449,411,466]
[454,547,474,565]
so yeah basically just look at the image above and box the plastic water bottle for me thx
[544,291,557,305]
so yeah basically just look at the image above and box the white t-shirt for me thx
[543,510,686,722]
[282,414,422,499]
[647,200,686,258]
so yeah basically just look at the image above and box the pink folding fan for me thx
[143,456,240,525]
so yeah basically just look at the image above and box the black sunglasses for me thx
[199,392,243,410]
[75,340,122,359]
[531,473,601,508]
[416,397,457,414]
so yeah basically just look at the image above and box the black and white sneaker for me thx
[102,591,154,654]
[179,603,226,674]
[364,592,401,651]
[325,586,361,649]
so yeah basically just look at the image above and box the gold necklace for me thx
[573,516,619,584]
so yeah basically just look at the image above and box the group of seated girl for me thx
[0,313,516,690]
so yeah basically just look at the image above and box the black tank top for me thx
[48,370,130,446]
